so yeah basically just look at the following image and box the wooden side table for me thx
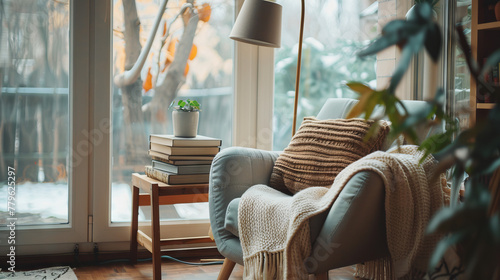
[130,173,213,280]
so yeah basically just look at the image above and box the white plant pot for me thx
[172,110,199,138]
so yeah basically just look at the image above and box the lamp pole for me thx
[292,0,305,136]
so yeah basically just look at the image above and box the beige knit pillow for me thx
[269,117,391,194]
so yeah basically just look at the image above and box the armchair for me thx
[208,98,435,279]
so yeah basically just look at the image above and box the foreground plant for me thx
[346,1,500,278]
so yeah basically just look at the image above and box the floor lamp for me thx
[230,0,305,136]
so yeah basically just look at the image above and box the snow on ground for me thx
[0,182,68,223]
[111,183,209,222]
[0,182,208,225]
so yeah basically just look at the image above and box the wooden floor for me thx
[73,259,356,279]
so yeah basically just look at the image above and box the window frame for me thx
[92,0,274,243]
[0,0,90,250]
[92,0,214,243]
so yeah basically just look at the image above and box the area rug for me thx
[0,266,76,280]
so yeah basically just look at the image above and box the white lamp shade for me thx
[230,0,282,48]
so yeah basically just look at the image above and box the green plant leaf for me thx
[432,126,476,162]
[432,88,446,106]
[490,213,500,244]
[383,96,405,127]
[364,121,380,141]
[390,101,436,145]
[414,0,439,6]
[424,23,442,62]
[427,204,487,234]
[178,100,186,108]
[456,25,480,78]
[191,100,200,107]
[345,82,377,119]
[389,46,412,93]
[168,100,176,111]
[419,131,453,163]
[464,179,491,203]
[381,19,409,33]
[428,230,469,269]
[345,81,373,94]
[357,20,421,57]
[389,30,426,93]
[481,157,500,175]
[450,166,465,208]
[363,92,381,120]
[407,3,433,23]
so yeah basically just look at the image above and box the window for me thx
[273,0,379,150]
[453,0,471,130]
[0,0,89,248]
[109,0,234,226]
[0,0,70,226]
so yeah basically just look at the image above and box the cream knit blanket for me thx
[238,145,447,279]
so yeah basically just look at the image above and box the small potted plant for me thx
[170,99,201,138]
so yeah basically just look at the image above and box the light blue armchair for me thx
[209,98,433,279]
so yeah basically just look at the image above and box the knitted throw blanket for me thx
[238,145,447,279]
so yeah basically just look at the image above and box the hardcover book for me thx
[144,166,209,185]
[148,150,215,161]
[149,134,222,147]
[151,155,213,166]
[152,160,211,174]
[150,142,220,156]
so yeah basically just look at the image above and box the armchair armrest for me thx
[209,147,279,263]
[210,147,280,192]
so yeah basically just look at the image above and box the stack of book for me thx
[145,134,222,185]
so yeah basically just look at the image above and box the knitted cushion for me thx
[269,117,391,194]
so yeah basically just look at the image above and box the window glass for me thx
[454,1,471,130]
[273,0,378,150]
[111,0,233,222]
[0,0,70,225]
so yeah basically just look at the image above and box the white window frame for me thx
[91,0,215,243]
[92,0,275,244]
[0,0,90,253]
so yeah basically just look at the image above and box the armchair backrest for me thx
[315,98,442,145]
[316,98,360,120]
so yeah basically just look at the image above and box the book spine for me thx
[484,58,490,83]
[168,165,211,174]
[151,155,171,164]
[145,166,171,184]
[149,135,221,147]
[493,64,499,86]
[169,147,220,155]
[479,58,491,103]
[150,143,219,155]
[152,161,178,173]
[171,140,222,147]
[152,164,210,174]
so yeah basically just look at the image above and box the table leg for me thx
[130,185,139,264]
[151,183,161,280]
